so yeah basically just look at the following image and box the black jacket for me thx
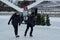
[8,13,23,25]
[27,14,36,27]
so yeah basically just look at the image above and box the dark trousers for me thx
[24,25,33,36]
[13,24,18,36]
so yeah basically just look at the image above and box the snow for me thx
[0,15,60,40]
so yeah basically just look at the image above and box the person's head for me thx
[24,6,28,11]
[15,11,20,15]
[16,11,19,13]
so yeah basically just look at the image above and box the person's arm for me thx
[19,16,21,25]
[8,14,13,25]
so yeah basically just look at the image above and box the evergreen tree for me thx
[36,14,41,25]
[46,14,50,26]
[41,14,45,26]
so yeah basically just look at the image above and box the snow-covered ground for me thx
[0,15,60,40]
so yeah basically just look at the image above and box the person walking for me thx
[23,6,28,24]
[8,11,23,38]
[24,12,36,37]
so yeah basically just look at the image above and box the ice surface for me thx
[0,15,60,40]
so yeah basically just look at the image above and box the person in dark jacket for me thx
[24,12,36,37]
[8,11,23,38]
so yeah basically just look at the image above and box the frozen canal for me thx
[0,15,60,40]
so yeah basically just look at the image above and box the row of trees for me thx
[36,14,51,26]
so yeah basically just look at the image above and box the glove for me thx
[8,22,10,25]
[19,23,21,26]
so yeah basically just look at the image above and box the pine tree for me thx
[41,14,45,26]
[46,14,50,26]
[36,14,41,25]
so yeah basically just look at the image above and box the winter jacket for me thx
[8,13,23,25]
[27,14,36,27]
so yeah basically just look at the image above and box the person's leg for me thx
[24,25,29,36]
[13,25,16,35]
[30,26,33,37]
[13,25,19,37]
[15,25,18,35]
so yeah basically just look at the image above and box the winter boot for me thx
[16,35,20,38]
[30,34,33,37]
